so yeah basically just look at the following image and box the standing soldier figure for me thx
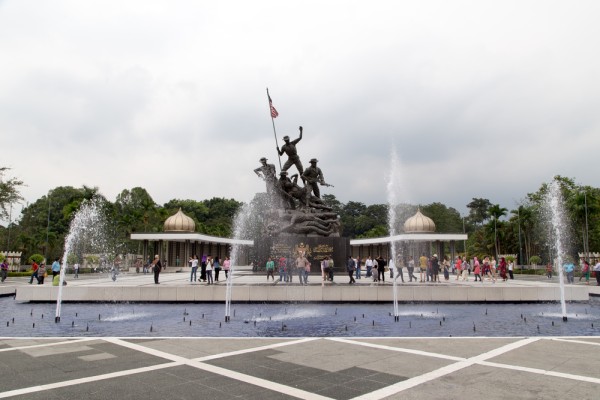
[302,158,325,202]
[277,126,304,176]
[254,157,277,196]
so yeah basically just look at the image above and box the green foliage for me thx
[85,255,100,265]
[29,253,45,264]
[163,197,242,237]
[421,203,462,233]
[7,175,600,267]
[529,255,542,265]
[0,167,25,220]
[466,198,491,225]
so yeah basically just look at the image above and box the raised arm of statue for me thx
[292,126,303,145]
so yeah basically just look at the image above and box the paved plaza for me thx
[1,269,599,399]
[1,336,599,399]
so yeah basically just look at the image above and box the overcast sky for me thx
[2,0,599,223]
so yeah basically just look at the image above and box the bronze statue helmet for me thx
[309,158,318,163]
[283,136,290,141]
[260,157,267,162]
[279,171,288,176]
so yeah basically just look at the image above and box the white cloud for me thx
[1,0,599,222]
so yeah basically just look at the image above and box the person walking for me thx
[321,257,329,282]
[151,255,162,284]
[407,256,417,282]
[461,258,470,281]
[473,257,482,282]
[278,256,287,282]
[376,256,386,283]
[507,259,514,280]
[419,254,428,282]
[37,263,46,284]
[372,257,379,282]
[431,254,440,283]
[442,256,450,281]
[265,257,275,281]
[455,256,462,281]
[498,257,508,281]
[205,256,214,285]
[213,256,221,282]
[190,255,198,283]
[223,256,231,280]
[346,256,356,284]
[579,259,590,284]
[200,255,207,282]
[51,258,61,278]
[394,258,405,283]
[365,256,373,278]
[546,262,553,279]
[296,254,309,285]
[29,260,39,284]
[73,263,79,279]
[482,256,495,283]
[564,259,575,284]
[0,259,8,283]
[355,257,362,280]
[594,261,600,286]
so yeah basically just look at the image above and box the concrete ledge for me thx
[0,285,16,297]
[13,284,593,303]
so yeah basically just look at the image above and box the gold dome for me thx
[164,208,195,232]
[403,208,436,233]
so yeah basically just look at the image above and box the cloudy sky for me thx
[2,0,599,222]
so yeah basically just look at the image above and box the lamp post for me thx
[584,190,589,261]
[462,217,467,260]
[45,190,52,263]
[517,207,523,268]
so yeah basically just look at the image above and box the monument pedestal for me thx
[255,235,351,273]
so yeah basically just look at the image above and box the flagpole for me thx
[266,88,282,169]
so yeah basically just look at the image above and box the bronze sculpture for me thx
[277,126,304,176]
[257,125,339,237]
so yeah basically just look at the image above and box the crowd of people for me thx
[256,254,600,286]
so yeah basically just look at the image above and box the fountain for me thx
[386,147,403,321]
[546,179,570,322]
[55,198,108,322]
[225,201,258,322]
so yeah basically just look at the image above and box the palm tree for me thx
[488,204,508,258]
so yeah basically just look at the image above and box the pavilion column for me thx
[142,240,148,264]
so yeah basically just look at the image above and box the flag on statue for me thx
[268,94,279,118]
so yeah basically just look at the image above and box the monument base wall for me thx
[255,235,351,273]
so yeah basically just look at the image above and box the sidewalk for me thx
[0,336,599,399]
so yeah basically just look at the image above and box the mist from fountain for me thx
[55,198,108,322]
[386,147,406,321]
[545,180,569,321]
[226,200,259,321]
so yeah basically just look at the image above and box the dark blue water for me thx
[1,297,599,337]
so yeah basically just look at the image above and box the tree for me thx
[421,202,463,234]
[511,204,535,264]
[488,204,508,258]
[466,198,492,226]
[0,167,24,221]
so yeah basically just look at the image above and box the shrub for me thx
[529,256,542,266]
[29,254,45,264]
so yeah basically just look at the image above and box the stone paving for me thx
[0,336,599,399]
[1,270,599,398]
